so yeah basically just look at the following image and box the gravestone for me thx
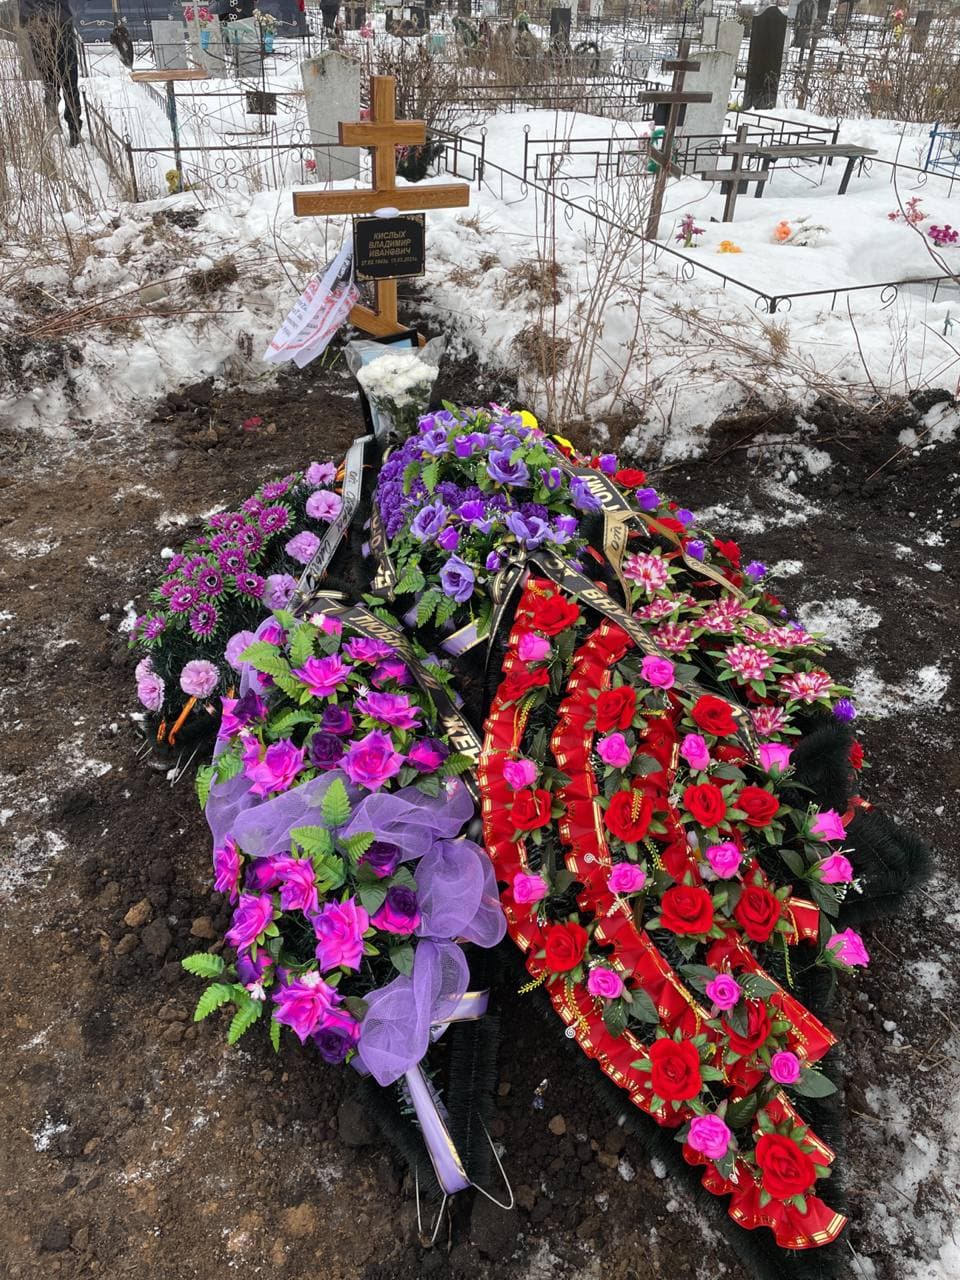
[187,13,227,75]
[302,51,362,182]
[680,48,735,140]
[742,6,786,110]
[624,41,654,75]
[718,17,744,58]
[152,19,187,71]
[816,0,830,21]
[701,13,720,45]
[792,0,815,46]
[226,17,261,78]
[911,8,934,50]
[550,7,572,37]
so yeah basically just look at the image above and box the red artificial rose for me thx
[754,1133,817,1200]
[690,695,739,738]
[849,741,864,770]
[614,467,647,488]
[722,998,772,1056]
[734,884,783,943]
[714,744,749,766]
[511,788,553,831]
[604,789,653,843]
[501,665,550,701]
[660,884,715,936]
[661,839,692,882]
[737,786,780,828]
[705,930,749,973]
[648,1036,703,1102]
[543,921,588,972]
[713,538,742,567]
[529,594,580,636]
[683,783,727,828]
[656,516,685,535]
[595,686,637,731]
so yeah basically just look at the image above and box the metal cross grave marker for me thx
[640,38,712,241]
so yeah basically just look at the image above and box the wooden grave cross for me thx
[291,74,470,338]
[639,38,712,241]
[696,123,770,221]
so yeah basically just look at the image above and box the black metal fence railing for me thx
[82,91,140,201]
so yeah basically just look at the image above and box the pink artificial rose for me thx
[680,733,711,772]
[341,730,404,791]
[372,886,421,935]
[705,973,741,1011]
[705,842,742,879]
[225,892,274,952]
[640,655,675,688]
[818,853,854,884]
[758,742,793,774]
[687,1114,732,1161]
[504,758,539,790]
[292,654,350,699]
[272,971,338,1043]
[274,857,320,915]
[597,732,633,768]
[607,863,647,895]
[313,898,369,971]
[518,632,551,662]
[827,927,870,967]
[810,808,847,843]
[513,871,548,904]
[769,1050,801,1085]
[212,837,242,903]
[243,739,305,796]
[586,967,625,999]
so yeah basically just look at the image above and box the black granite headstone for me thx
[815,0,830,22]
[743,5,787,111]
[550,6,572,37]
[792,0,815,48]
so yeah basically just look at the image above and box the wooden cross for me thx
[640,38,712,241]
[696,123,769,221]
[292,75,470,338]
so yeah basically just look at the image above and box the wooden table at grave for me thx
[292,75,469,339]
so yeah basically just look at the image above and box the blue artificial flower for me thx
[744,560,767,582]
[686,539,706,561]
[487,450,530,487]
[439,555,475,603]
[833,698,857,722]
[410,501,448,543]
[570,476,600,512]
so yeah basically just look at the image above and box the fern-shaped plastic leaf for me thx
[441,752,475,777]
[417,590,441,628]
[227,998,263,1045]
[267,709,315,739]
[313,853,347,892]
[269,1018,282,1053]
[340,831,375,864]
[291,825,334,857]
[237,641,291,679]
[181,952,225,978]
[289,622,318,668]
[322,778,351,828]
[215,751,243,784]
[434,594,459,627]
[195,764,215,810]
[194,983,235,1022]
[422,460,439,494]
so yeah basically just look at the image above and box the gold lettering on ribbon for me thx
[366,503,398,598]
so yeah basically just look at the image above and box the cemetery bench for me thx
[751,143,878,195]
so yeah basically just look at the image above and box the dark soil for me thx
[0,358,957,1280]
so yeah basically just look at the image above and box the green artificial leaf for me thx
[193,983,235,1021]
[389,943,415,976]
[274,672,311,704]
[215,751,243,784]
[291,825,334,857]
[396,561,427,596]
[312,853,346,893]
[340,831,375,864]
[779,847,807,877]
[238,641,291,679]
[434,594,459,627]
[725,1092,760,1130]
[632,754,663,777]
[181,952,225,978]
[416,590,441,628]
[227,998,263,1045]
[725,1001,749,1037]
[441,752,475,777]
[322,778,351,828]
[603,1000,629,1038]
[289,622,318,668]
[269,1019,281,1053]
[740,973,780,1000]
[679,964,717,994]
[794,1068,838,1098]
[809,878,841,919]
[415,773,443,797]
[422,460,439,494]
[359,882,388,916]
[629,989,661,1025]
[267,709,315,739]
[343,996,369,1021]
[195,764,215,810]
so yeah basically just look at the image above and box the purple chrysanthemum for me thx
[218,548,247,575]
[261,479,290,500]
[169,586,198,613]
[258,505,290,535]
[237,524,264,554]
[142,615,166,640]
[189,603,219,639]
[234,572,265,599]
[196,567,224,597]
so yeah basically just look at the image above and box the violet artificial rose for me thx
[818,852,854,884]
[372,885,421,935]
[826,927,870,967]
[272,971,338,1043]
[292,654,350,698]
[810,808,847,843]
[341,729,405,791]
[517,632,551,662]
[360,841,402,878]
[225,892,274,951]
[640,655,675,689]
[212,836,242,903]
[769,1050,802,1085]
[312,1008,361,1064]
[243,739,305,796]
[758,742,793,774]
[274,857,320,915]
[321,704,354,736]
[406,739,448,772]
[313,897,369,971]
[355,691,422,730]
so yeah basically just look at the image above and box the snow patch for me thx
[854,664,950,717]
[796,597,882,652]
